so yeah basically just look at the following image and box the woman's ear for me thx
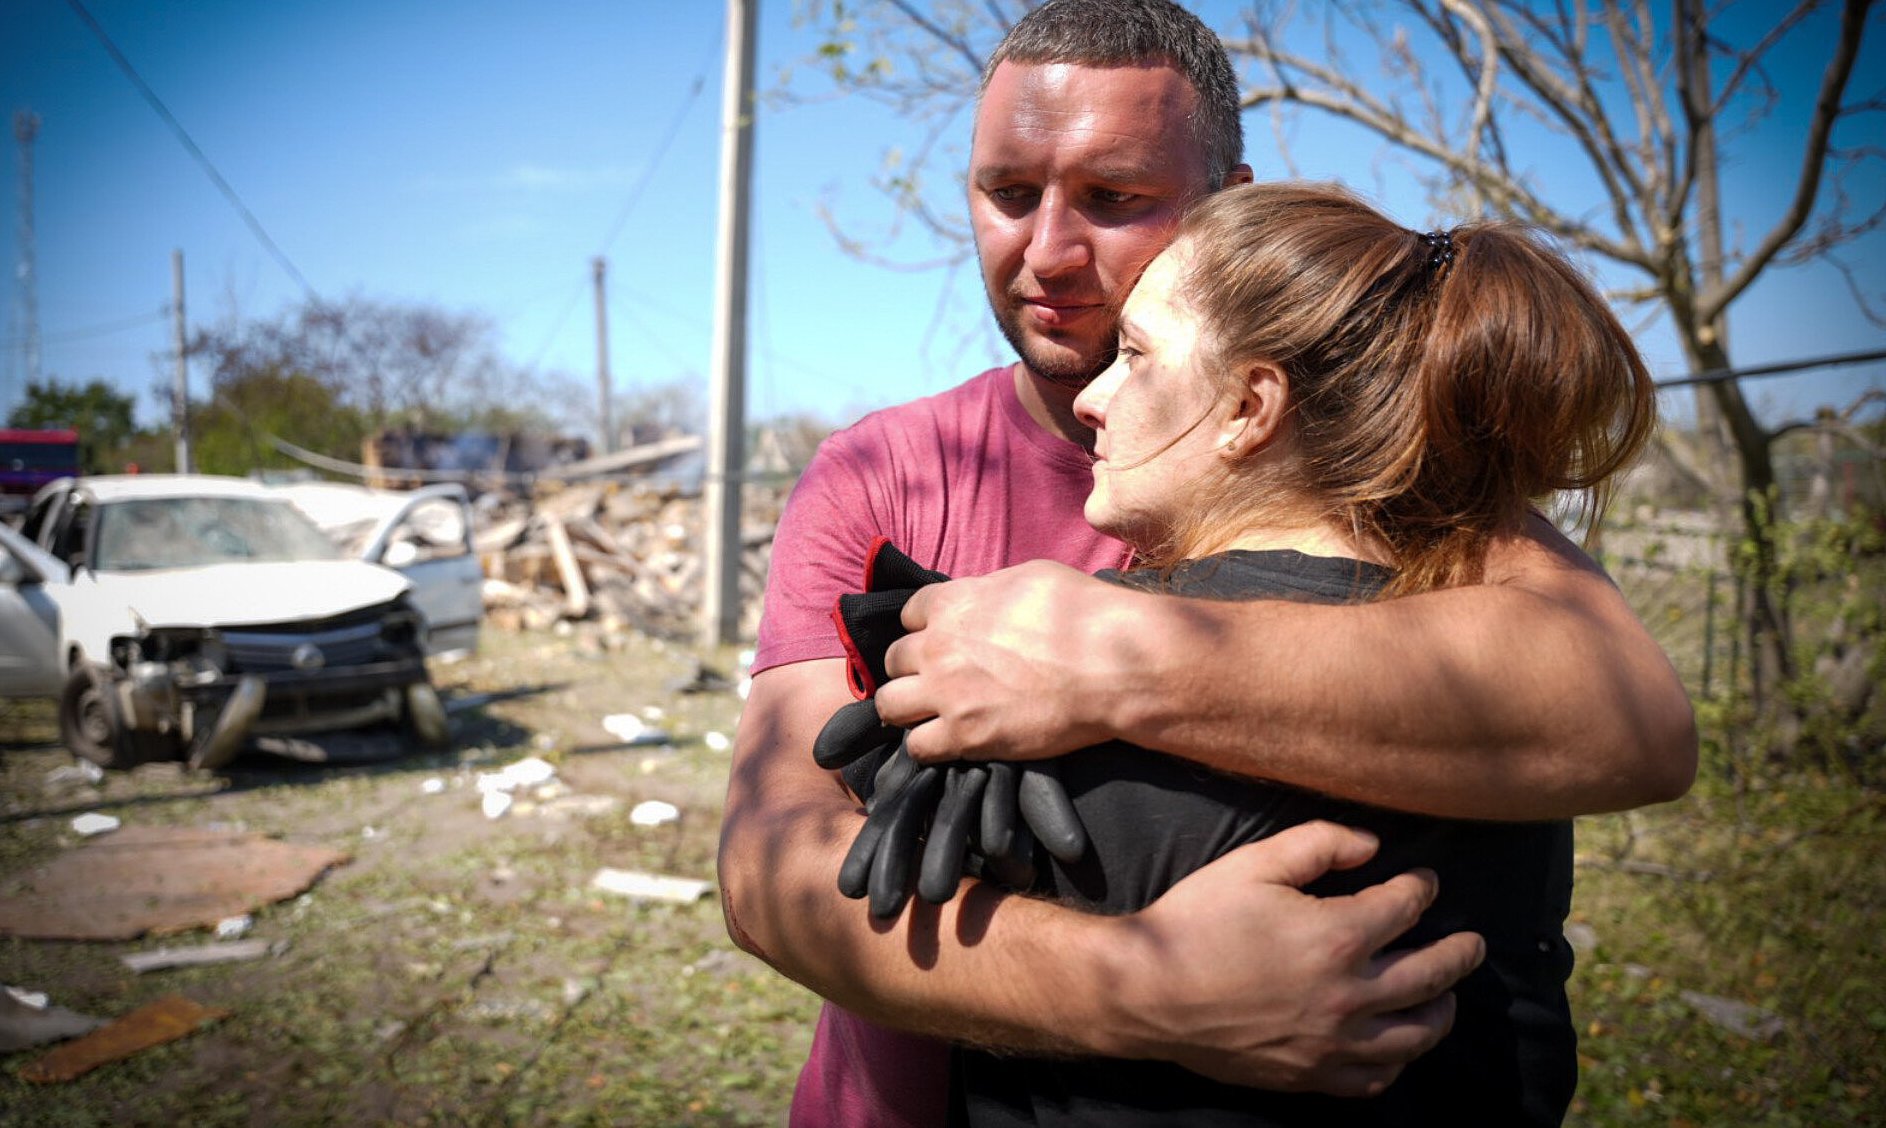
[1217,361,1289,459]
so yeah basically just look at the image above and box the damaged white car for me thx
[2,475,481,770]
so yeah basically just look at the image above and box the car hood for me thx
[102,560,413,630]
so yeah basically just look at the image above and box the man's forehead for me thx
[970,61,1207,177]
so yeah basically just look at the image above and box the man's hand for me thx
[1106,821,1485,1095]
[878,560,1138,763]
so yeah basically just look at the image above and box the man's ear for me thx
[1223,163,1255,188]
[1217,361,1289,459]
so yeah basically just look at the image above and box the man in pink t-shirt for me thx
[755,364,1130,1125]
[721,3,1694,1125]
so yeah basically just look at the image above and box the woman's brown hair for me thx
[1151,181,1656,596]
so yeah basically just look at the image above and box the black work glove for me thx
[819,538,1089,920]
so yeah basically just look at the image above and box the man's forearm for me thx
[718,661,1125,1055]
[1099,524,1697,819]
[882,520,1697,820]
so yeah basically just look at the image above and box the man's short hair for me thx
[982,0,1244,188]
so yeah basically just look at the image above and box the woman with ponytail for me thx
[943,181,1656,1126]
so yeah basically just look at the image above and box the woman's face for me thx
[1073,240,1235,550]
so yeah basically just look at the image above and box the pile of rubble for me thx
[474,478,790,641]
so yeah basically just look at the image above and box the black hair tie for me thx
[1420,229,1456,273]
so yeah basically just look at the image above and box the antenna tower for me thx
[11,110,42,411]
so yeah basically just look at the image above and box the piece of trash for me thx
[6,987,48,1010]
[589,868,712,903]
[420,778,446,795]
[121,939,273,973]
[361,825,382,840]
[20,994,228,1083]
[482,791,513,820]
[629,800,680,827]
[0,987,105,1053]
[602,713,672,745]
[641,705,666,721]
[0,827,350,942]
[214,915,252,940]
[1680,990,1786,1042]
[703,731,731,753]
[45,761,105,787]
[71,813,120,837]
[477,756,557,793]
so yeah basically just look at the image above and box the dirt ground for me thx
[0,623,820,1126]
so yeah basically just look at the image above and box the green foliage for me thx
[188,364,372,476]
[5,377,150,474]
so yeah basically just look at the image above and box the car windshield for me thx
[90,496,344,571]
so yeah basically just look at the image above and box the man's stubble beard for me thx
[990,293,1117,392]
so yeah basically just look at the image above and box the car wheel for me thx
[59,666,139,770]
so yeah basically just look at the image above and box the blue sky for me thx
[2,0,1881,442]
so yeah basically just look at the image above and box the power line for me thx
[2,307,168,348]
[64,0,316,298]
[1652,348,1886,390]
[594,35,721,257]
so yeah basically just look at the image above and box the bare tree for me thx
[791,0,1883,706]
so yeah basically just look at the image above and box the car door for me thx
[357,484,483,657]
[0,521,68,697]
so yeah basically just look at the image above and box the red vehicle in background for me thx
[0,429,80,516]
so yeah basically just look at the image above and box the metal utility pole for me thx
[593,256,614,455]
[12,110,42,411]
[701,0,757,646]
[171,249,190,472]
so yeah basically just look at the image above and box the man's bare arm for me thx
[718,658,1486,1094]
[877,516,1697,820]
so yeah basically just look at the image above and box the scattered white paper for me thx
[476,756,557,795]
[703,731,731,752]
[589,868,711,903]
[420,778,446,794]
[602,714,672,745]
[629,800,680,827]
[482,791,513,820]
[215,915,253,940]
[71,813,121,837]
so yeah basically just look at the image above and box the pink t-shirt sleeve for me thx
[752,429,881,674]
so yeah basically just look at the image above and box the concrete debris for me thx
[629,800,680,827]
[589,868,712,904]
[121,939,276,973]
[19,994,228,1083]
[70,813,120,837]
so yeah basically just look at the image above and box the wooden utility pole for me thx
[593,256,614,455]
[171,248,191,473]
[701,0,756,645]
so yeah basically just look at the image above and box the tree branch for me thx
[1699,0,1872,323]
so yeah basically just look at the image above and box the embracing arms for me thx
[717,656,1484,1094]
[876,515,1698,821]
